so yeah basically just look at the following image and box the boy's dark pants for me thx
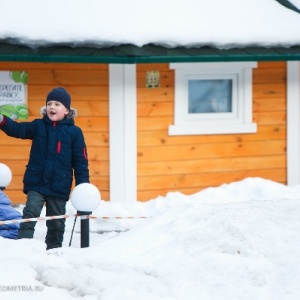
[18,190,67,250]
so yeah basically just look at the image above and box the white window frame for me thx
[168,62,257,135]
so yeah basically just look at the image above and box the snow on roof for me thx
[1,0,300,49]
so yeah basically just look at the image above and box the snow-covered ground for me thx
[1,177,300,299]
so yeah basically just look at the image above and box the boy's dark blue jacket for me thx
[0,190,22,239]
[0,115,89,199]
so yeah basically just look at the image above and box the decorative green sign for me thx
[0,71,28,120]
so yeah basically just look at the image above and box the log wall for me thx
[136,62,286,201]
[0,62,109,204]
[0,61,287,204]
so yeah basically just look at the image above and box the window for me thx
[168,62,257,135]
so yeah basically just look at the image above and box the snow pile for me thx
[1,177,300,299]
[1,0,300,48]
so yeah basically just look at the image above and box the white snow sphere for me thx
[0,163,12,188]
[71,183,101,212]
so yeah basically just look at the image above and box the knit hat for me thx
[46,87,71,110]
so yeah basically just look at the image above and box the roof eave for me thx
[0,43,300,63]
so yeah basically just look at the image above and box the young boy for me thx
[0,87,90,250]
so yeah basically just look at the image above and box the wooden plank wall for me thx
[136,62,286,201]
[0,61,286,204]
[0,62,109,204]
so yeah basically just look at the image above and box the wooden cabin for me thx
[1,42,300,205]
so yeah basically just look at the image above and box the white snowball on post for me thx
[0,163,12,188]
[71,183,101,212]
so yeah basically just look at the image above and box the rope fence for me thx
[0,214,152,226]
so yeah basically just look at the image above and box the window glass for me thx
[188,79,232,113]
